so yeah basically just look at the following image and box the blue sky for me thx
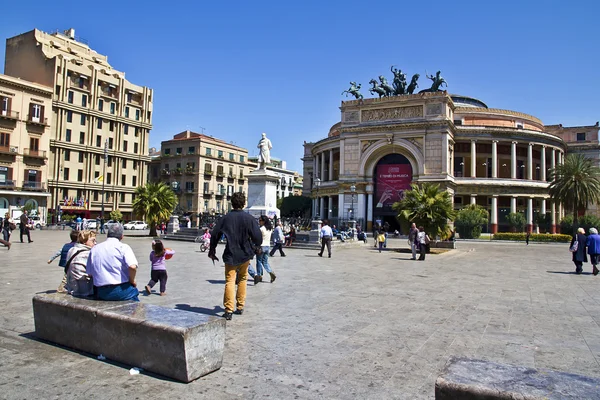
[1,0,598,172]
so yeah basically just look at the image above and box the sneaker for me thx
[145,285,151,295]
[223,312,233,320]
[234,309,244,315]
[318,253,322,257]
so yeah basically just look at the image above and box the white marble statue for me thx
[257,132,272,170]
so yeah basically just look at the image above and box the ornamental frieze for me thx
[361,105,423,122]
[455,185,549,196]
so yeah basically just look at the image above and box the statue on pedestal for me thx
[257,133,272,170]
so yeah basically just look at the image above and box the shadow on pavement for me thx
[175,303,224,316]
[546,271,593,275]
[206,280,225,284]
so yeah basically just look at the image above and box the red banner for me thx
[375,164,412,209]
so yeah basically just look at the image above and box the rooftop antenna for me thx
[199,126,206,134]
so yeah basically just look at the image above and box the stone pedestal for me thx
[167,215,180,234]
[349,220,357,240]
[309,219,322,243]
[245,169,280,219]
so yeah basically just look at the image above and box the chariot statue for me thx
[368,79,386,98]
[378,75,395,97]
[425,71,447,92]
[406,74,420,94]
[391,66,407,95]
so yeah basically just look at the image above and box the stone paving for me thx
[1,231,600,399]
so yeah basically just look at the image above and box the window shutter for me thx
[7,167,12,180]
[40,105,45,122]
[7,97,12,112]
[24,169,29,183]
[29,103,34,120]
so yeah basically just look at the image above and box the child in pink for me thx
[145,240,174,296]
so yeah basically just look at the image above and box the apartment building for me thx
[149,130,249,217]
[248,156,302,199]
[0,74,53,219]
[4,28,153,219]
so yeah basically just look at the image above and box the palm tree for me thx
[132,182,178,236]
[392,183,457,238]
[548,153,600,234]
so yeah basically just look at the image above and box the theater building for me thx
[302,92,569,233]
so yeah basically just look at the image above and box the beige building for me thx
[149,130,249,220]
[4,28,153,219]
[0,73,53,219]
[303,92,570,233]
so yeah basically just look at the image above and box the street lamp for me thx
[350,184,356,220]
[101,139,108,222]
[314,177,321,219]
[350,184,356,239]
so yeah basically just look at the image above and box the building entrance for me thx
[373,153,413,233]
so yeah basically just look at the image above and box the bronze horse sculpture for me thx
[378,75,395,97]
[420,71,447,93]
[369,79,386,98]
[342,81,363,100]
[406,74,420,94]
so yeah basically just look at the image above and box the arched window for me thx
[25,198,38,211]
[0,197,8,209]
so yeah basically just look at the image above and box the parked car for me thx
[30,216,46,229]
[85,220,97,229]
[123,221,148,230]
[102,220,119,230]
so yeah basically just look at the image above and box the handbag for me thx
[569,240,579,253]
[9,222,16,230]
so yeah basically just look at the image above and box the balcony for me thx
[27,115,49,126]
[203,170,213,176]
[228,174,237,180]
[218,155,224,159]
[215,189,226,197]
[68,77,90,91]
[161,169,170,176]
[185,188,195,194]
[185,168,197,175]
[203,190,214,197]
[22,181,46,191]
[0,110,19,120]
[216,172,225,178]
[99,87,118,99]
[238,175,245,181]
[173,168,183,176]
[23,148,47,159]
[0,146,18,156]
[0,180,15,190]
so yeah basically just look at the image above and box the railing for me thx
[203,190,214,196]
[215,189,226,196]
[185,168,197,175]
[99,87,118,99]
[185,188,195,194]
[0,180,15,189]
[0,146,17,155]
[228,174,236,179]
[161,169,170,176]
[69,77,90,91]
[22,181,46,191]
[238,175,245,180]
[216,172,225,177]
[173,169,183,175]
[203,170,213,175]
[0,110,19,120]
[27,115,49,126]
[23,148,47,158]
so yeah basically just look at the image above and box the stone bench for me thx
[32,293,225,382]
[435,357,600,399]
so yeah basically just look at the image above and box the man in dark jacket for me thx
[209,192,262,320]
[20,210,33,243]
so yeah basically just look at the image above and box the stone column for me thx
[511,141,517,179]
[491,195,498,233]
[320,152,325,182]
[367,192,373,232]
[511,196,517,214]
[551,201,556,233]
[527,143,533,180]
[339,141,345,177]
[527,197,533,233]
[541,146,546,181]
[329,149,333,181]
[357,193,365,224]
[470,195,477,205]
[327,196,333,220]
[491,140,498,178]
[551,148,556,174]
[539,199,546,234]
[471,140,477,178]
[313,154,318,180]
[319,197,325,220]
[442,135,449,174]
[338,193,344,219]
[312,198,317,218]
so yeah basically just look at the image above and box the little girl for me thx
[145,240,174,296]
[377,230,386,253]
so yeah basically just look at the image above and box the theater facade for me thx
[302,92,568,233]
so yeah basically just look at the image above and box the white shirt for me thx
[86,238,138,287]
[320,225,333,239]
[261,226,272,247]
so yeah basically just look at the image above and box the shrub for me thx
[492,233,571,242]
[455,204,489,239]
[506,212,526,232]
[560,214,600,235]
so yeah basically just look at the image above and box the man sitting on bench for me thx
[86,223,140,301]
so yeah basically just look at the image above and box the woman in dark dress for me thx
[571,227,588,274]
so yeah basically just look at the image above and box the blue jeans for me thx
[248,264,256,278]
[96,282,139,301]
[256,247,272,276]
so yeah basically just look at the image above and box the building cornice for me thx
[0,75,53,96]
[455,106,543,126]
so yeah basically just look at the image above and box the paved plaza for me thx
[1,231,600,399]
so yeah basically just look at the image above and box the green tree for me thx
[535,213,551,233]
[280,195,312,218]
[560,214,600,235]
[455,204,489,239]
[110,209,123,222]
[506,212,526,232]
[549,153,600,234]
[132,182,178,236]
[392,183,456,238]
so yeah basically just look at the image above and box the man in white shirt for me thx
[86,223,139,301]
[318,219,334,258]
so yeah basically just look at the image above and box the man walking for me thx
[20,210,33,243]
[208,192,262,320]
[269,221,286,257]
[318,219,333,258]
[86,223,139,301]
[408,222,418,260]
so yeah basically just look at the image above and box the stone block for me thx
[33,293,225,382]
[435,357,600,400]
